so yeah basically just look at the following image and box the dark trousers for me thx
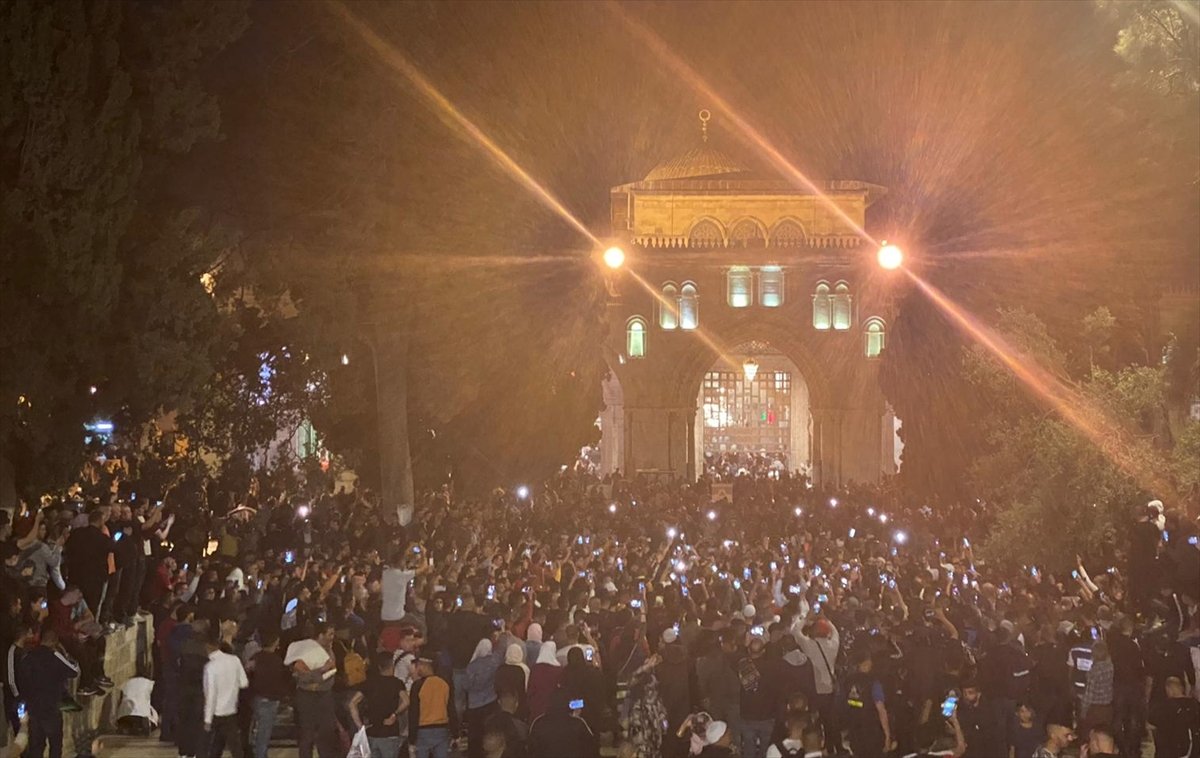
[466,701,499,758]
[26,710,65,758]
[1113,684,1146,758]
[179,685,207,758]
[813,692,841,751]
[118,555,146,619]
[102,569,122,623]
[296,689,338,758]
[207,713,244,758]
[79,575,107,623]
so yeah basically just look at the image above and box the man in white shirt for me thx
[204,631,249,757]
[381,545,429,623]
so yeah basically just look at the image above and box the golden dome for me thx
[644,143,746,182]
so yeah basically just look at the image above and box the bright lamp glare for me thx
[829,498,838,508]
[515,485,530,499]
[608,503,617,514]
[296,505,311,519]
[893,530,908,544]
[707,510,717,521]
[666,527,678,540]
[603,246,625,269]
[793,507,802,517]
[878,243,903,270]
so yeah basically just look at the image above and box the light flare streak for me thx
[608,2,878,247]
[904,268,1175,500]
[326,1,599,247]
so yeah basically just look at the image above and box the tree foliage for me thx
[0,0,248,493]
[970,307,1186,571]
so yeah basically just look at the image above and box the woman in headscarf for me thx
[524,622,544,666]
[527,641,563,721]
[495,643,530,719]
[464,638,502,758]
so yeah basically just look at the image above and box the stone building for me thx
[600,113,901,485]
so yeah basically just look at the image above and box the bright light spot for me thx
[608,503,617,514]
[340,353,350,366]
[92,420,114,433]
[829,498,838,508]
[867,507,875,516]
[893,530,908,544]
[200,271,217,294]
[515,485,530,500]
[879,513,889,524]
[706,510,717,521]
[666,527,678,540]
[793,507,802,517]
[296,505,311,519]
[878,242,903,270]
[742,358,759,383]
[849,528,856,538]
[603,246,625,269]
[88,385,97,395]
[674,560,687,572]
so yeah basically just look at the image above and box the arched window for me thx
[758,265,785,307]
[812,282,832,330]
[833,281,853,330]
[771,219,806,248]
[688,219,724,248]
[729,218,766,248]
[660,283,679,330]
[864,318,886,358]
[627,317,646,358]
[727,266,752,307]
[680,283,699,330]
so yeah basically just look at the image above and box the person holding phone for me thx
[527,689,599,758]
[956,681,1003,758]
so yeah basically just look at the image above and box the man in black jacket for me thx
[15,627,80,758]
[64,509,114,624]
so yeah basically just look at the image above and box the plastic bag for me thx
[347,725,371,758]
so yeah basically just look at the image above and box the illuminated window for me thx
[727,266,752,307]
[833,281,852,330]
[660,283,679,330]
[627,317,646,358]
[680,283,699,330]
[758,266,784,307]
[812,282,832,330]
[864,318,886,358]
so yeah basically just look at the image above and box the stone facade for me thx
[601,120,898,485]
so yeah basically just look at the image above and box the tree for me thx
[0,1,248,496]
[968,307,1187,570]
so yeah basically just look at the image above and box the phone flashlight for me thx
[941,695,958,718]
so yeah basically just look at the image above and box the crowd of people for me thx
[1,467,1198,758]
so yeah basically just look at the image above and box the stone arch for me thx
[686,217,726,248]
[667,316,833,412]
[769,217,808,248]
[727,216,768,248]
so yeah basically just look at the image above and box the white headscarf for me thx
[505,643,530,685]
[470,638,493,664]
[526,623,543,642]
[535,640,560,666]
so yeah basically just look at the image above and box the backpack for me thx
[342,646,367,687]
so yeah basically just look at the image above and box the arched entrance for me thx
[695,341,811,480]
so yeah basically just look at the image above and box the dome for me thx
[644,143,746,181]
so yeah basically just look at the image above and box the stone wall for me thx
[61,614,155,756]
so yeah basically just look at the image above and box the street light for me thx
[603,246,625,269]
[877,241,903,270]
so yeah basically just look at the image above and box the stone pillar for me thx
[624,406,692,479]
[811,408,844,487]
